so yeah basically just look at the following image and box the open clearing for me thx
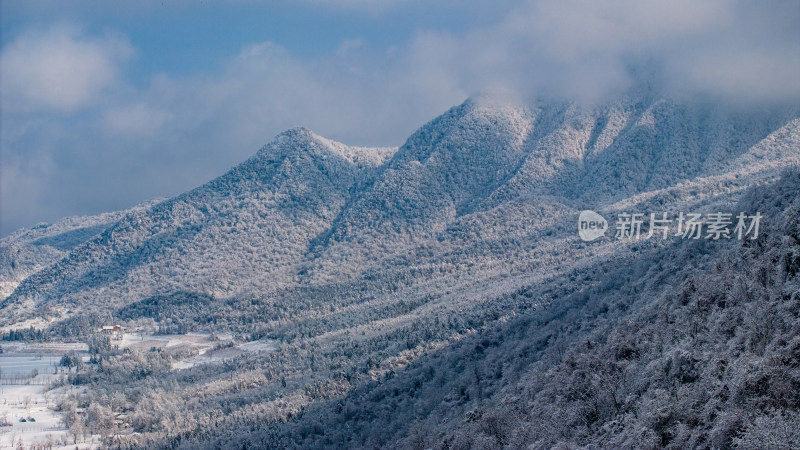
[0,354,94,449]
[0,332,276,448]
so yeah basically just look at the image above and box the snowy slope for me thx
[1,129,394,323]
[0,91,797,330]
[0,200,162,301]
[1,91,798,449]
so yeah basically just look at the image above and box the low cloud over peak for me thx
[1,0,798,235]
[1,24,133,113]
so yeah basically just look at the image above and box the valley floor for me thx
[0,332,278,449]
[0,351,92,449]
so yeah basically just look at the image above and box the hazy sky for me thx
[2,0,798,236]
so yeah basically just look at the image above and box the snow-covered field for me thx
[0,332,277,448]
[118,332,277,370]
[0,343,98,449]
[0,383,91,449]
[0,356,95,449]
[1,342,88,355]
[0,355,58,377]
[118,331,213,351]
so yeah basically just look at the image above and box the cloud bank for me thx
[1,25,132,112]
[2,0,798,235]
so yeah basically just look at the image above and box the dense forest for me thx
[26,168,798,449]
[1,92,798,448]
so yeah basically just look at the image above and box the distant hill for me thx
[2,93,796,327]
[0,200,161,303]
[0,91,798,448]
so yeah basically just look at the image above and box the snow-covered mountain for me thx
[0,200,161,302]
[246,169,800,449]
[2,92,796,327]
[1,90,798,448]
[1,130,394,322]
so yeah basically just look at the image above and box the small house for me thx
[101,325,125,340]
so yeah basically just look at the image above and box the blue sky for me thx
[2,1,516,83]
[2,0,798,236]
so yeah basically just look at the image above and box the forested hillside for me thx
[0,91,798,448]
[2,92,796,329]
[242,169,800,449]
[45,169,800,450]
[0,200,160,307]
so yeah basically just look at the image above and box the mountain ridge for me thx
[1,92,798,328]
[1,92,799,448]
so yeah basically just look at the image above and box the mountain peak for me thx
[2,96,798,319]
[259,127,395,168]
[276,126,314,141]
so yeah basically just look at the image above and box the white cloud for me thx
[0,153,56,233]
[104,104,173,137]
[2,1,799,235]
[391,0,800,103]
[0,25,132,113]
